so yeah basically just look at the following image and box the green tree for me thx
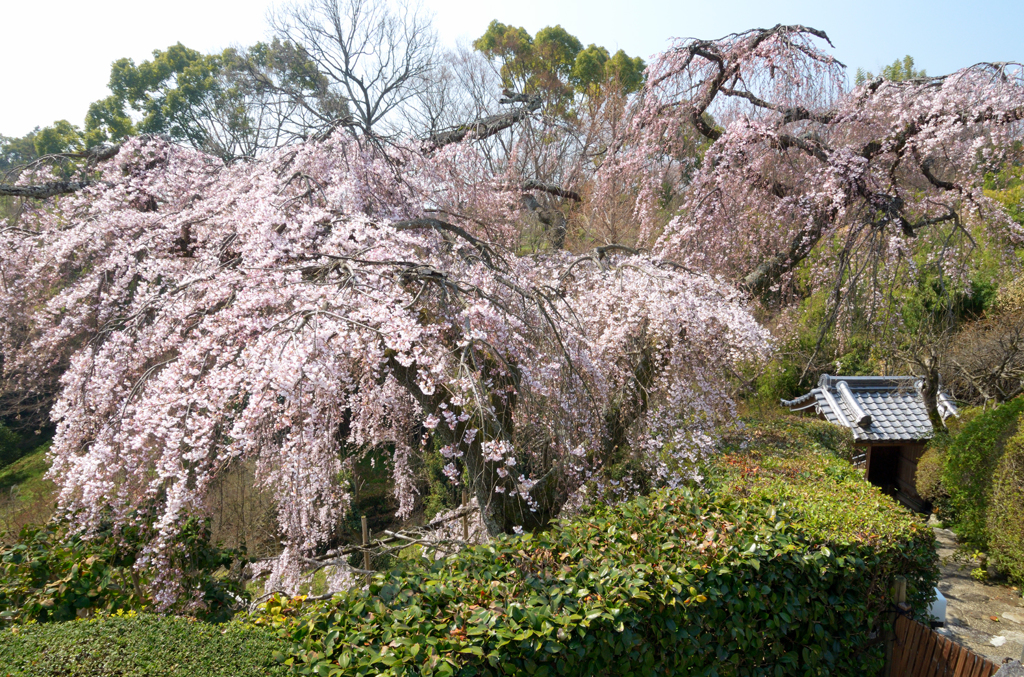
[855,55,927,85]
[604,49,646,93]
[33,120,84,156]
[86,41,348,160]
[86,43,224,152]
[473,20,645,111]
[0,131,39,171]
[472,21,536,93]
[83,95,135,148]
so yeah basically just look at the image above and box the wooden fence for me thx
[890,614,1000,677]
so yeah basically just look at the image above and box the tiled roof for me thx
[780,374,958,442]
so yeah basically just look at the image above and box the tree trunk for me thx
[920,353,946,433]
[385,351,565,536]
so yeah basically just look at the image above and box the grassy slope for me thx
[0,447,51,493]
[0,446,55,537]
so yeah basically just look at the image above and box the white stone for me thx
[990,635,1007,647]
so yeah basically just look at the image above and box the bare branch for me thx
[521,179,581,202]
[0,180,100,199]
[424,94,541,149]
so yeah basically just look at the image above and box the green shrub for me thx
[422,445,460,522]
[941,396,1024,548]
[0,611,287,676]
[0,518,247,624]
[988,432,1024,585]
[0,424,20,467]
[258,448,935,677]
[916,443,946,506]
[721,415,856,464]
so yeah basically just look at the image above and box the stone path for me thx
[932,525,1024,664]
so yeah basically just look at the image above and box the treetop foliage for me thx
[855,54,927,85]
[473,20,645,106]
[84,40,347,161]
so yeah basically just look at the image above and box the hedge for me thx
[941,396,1024,548]
[718,415,856,464]
[988,429,1024,585]
[0,611,287,676]
[258,439,936,677]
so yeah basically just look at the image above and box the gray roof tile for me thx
[781,374,958,442]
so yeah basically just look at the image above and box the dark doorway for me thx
[867,446,901,493]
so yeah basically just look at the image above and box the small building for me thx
[781,375,958,511]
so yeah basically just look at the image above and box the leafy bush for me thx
[988,432,1024,585]
[915,443,947,507]
[0,424,20,467]
[721,415,856,464]
[941,396,1024,548]
[0,611,287,676]
[0,518,247,623]
[257,445,935,677]
[916,407,976,513]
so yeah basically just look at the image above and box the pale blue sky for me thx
[2,0,1021,138]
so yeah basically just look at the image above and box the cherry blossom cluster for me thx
[601,26,1024,325]
[0,132,768,601]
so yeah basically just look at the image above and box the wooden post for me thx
[361,515,371,573]
[894,577,907,607]
[461,488,469,542]
[884,576,907,677]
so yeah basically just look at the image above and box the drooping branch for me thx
[650,25,840,143]
[742,218,828,298]
[392,218,500,268]
[719,86,836,124]
[919,157,957,191]
[653,52,1023,305]
[383,349,559,536]
[600,332,658,465]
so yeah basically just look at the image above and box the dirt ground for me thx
[932,524,1024,664]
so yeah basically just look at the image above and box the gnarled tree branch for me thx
[424,93,542,150]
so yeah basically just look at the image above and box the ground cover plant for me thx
[0,611,287,676]
[0,517,247,624]
[253,418,936,677]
